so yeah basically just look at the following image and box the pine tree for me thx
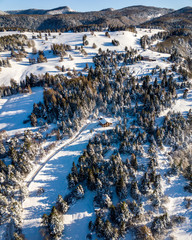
[95,216,104,237]
[130,181,140,200]
[48,206,64,238]
[0,141,6,155]
[116,176,128,199]
[30,113,37,127]
[104,220,114,240]
[87,169,96,190]
[130,153,138,170]
[120,202,131,222]
[56,195,69,214]
[74,185,84,199]
[119,221,126,237]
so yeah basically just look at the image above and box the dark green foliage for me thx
[151,213,171,234]
[130,153,138,170]
[56,195,69,214]
[42,206,64,239]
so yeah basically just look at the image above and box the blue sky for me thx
[0,0,191,11]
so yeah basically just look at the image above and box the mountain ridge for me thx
[6,5,192,31]
[7,6,76,15]
[141,6,192,29]
[0,10,9,15]
[0,5,173,30]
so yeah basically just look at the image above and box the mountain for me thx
[142,7,192,30]
[101,8,115,12]
[7,6,76,15]
[0,10,9,15]
[46,6,76,15]
[0,5,173,30]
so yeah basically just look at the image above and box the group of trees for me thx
[29,74,96,133]
[0,28,191,239]
[0,34,32,52]
[51,43,72,56]
[163,111,192,192]
[0,34,35,69]
[35,36,192,239]
[83,34,89,46]
[42,107,189,239]
[112,39,120,46]
[93,48,141,70]
[0,129,47,238]
[0,58,11,68]
[140,29,192,77]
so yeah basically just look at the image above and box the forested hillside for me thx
[0,6,173,31]
[0,4,191,240]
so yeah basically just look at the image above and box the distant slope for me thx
[142,7,192,30]
[0,10,8,15]
[46,6,76,15]
[1,5,173,30]
[7,6,76,15]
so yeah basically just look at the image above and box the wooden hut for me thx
[99,118,112,127]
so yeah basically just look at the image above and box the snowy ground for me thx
[0,28,191,240]
[22,119,117,240]
[0,87,43,136]
[155,85,192,240]
[0,28,166,86]
[156,149,192,240]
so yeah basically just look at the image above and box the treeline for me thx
[30,74,96,136]
[140,29,192,49]
[0,25,136,34]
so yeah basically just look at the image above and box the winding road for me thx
[25,121,93,188]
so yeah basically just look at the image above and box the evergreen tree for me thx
[56,195,69,214]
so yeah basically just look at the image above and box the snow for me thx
[99,118,111,125]
[63,193,95,239]
[47,7,76,15]
[156,149,192,240]
[0,10,8,15]
[0,28,165,86]
[22,119,117,240]
[0,28,191,239]
[0,87,43,136]
[160,89,192,118]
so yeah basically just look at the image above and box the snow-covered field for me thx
[0,29,166,86]
[0,28,192,240]
[0,87,43,135]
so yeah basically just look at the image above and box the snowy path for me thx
[25,122,91,187]
[22,119,116,240]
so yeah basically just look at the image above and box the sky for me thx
[0,0,191,12]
